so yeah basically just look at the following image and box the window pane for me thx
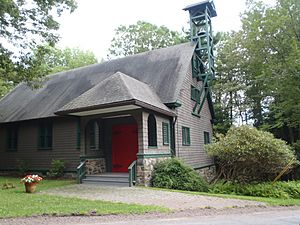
[162,122,169,145]
[204,132,210,144]
[148,114,157,147]
[39,123,52,149]
[7,128,18,150]
[89,122,96,148]
[182,127,191,146]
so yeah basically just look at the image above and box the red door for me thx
[112,124,138,172]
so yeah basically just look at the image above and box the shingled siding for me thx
[0,117,80,172]
[175,64,214,168]
[141,111,172,154]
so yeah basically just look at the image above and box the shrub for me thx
[206,126,297,183]
[17,160,30,176]
[48,160,65,178]
[289,141,300,180]
[151,158,208,192]
[210,181,300,199]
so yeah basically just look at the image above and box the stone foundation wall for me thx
[195,165,216,182]
[136,157,169,186]
[86,158,106,175]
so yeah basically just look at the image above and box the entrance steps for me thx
[82,173,129,187]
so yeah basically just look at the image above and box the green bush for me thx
[210,181,300,199]
[206,126,297,183]
[290,141,300,180]
[151,158,208,192]
[17,160,30,176]
[48,160,65,178]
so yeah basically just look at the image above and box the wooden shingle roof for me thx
[0,42,195,123]
[56,72,175,116]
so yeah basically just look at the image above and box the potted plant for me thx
[21,175,43,193]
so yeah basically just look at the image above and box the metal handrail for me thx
[128,160,137,187]
[76,160,86,184]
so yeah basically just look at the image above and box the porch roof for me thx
[56,72,175,117]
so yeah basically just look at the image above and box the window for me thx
[191,85,200,103]
[86,120,100,150]
[89,121,96,149]
[204,131,210,144]
[148,114,157,147]
[182,126,191,146]
[38,123,52,149]
[76,118,81,149]
[7,127,18,151]
[162,122,170,145]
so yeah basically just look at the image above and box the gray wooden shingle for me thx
[57,72,174,115]
[0,42,195,123]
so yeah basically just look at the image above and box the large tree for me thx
[107,21,187,58]
[0,0,77,95]
[30,45,98,75]
[214,0,300,143]
[0,45,99,96]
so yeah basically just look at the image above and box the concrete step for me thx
[82,173,129,186]
[86,173,129,178]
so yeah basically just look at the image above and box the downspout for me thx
[171,115,178,157]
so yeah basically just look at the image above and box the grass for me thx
[148,187,300,206]
[0,176,168,218]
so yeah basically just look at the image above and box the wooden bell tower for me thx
[184,0,217,116]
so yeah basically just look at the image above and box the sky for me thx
[57,0,276,60]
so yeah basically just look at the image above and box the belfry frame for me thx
[184,0,217,116]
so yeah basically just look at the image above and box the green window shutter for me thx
[12,129,18,150]
[76,118,81,149]
[182,126,191,146]
[7,127,18,151]
[38,125,45,148]
[7,128,12,150]
[204,131,210,144]
[46,124,52,148]
[187,128,191,145]
[89,122,96,148]
[162,122,169,145]
[38,123,52,149]
[148,114,157,147]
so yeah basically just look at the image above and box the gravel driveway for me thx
[42,184,265,210]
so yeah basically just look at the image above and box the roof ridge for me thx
[113,72,135,100]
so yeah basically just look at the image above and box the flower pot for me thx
[25,182,37,193]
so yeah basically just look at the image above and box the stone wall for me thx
[85,158,106,175]
[136,157,169,186]
[196,165,216,182]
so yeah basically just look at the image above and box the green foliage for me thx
[210,181,300,199]
[0,176,165,218]
[214,0,300,143]
[151,158,208,192]
[206,126,297,183]
[292,140,300,157]
[108,21,187,58]
[289,141,300,179]
[17,160,30,176]
[0,0,77,97]
[28,45,98,76]
[48,160,65,178]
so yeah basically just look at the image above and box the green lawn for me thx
[0,176,167,218]
[149,187,300,206]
